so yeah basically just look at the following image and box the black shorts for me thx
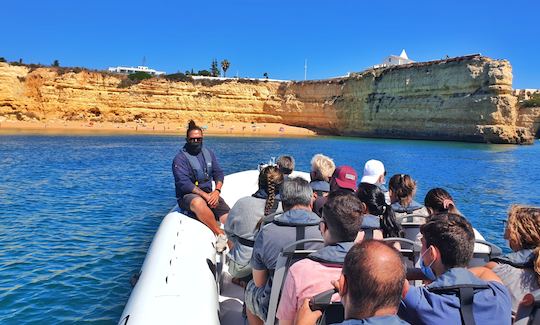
[180,193,230,220]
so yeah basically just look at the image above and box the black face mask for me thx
[186,142,203,155]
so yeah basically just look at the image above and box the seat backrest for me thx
[383,237,421,269]
[265,238,325,325]
[468,239,503,267]
[515,289,540,325]
[399,214,428,242]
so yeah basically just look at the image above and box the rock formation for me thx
[0,55,537,144]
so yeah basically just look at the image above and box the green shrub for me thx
[522,94,540,108]
[128,71,153,81]
[0,57,6,62]
[164,72,192,82]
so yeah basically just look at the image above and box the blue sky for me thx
[1,0,538,88]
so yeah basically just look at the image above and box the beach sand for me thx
[0,119,317,137]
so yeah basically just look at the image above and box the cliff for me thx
[0,56,536,144]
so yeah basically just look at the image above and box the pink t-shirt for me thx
[276,258,342,321]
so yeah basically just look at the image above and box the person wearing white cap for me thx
[360,159,390,204]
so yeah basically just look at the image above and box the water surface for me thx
[0,134,539,324]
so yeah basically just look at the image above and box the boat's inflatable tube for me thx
[118,211,219,325]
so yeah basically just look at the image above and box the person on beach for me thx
[309,154,335,199]
[388,174,429,222]
[276,191,364,324]
[399,212,512,325]
[172,120,230,252]
[485,205,540,314]
[360,159,390,204]
[245,177,323,325]
[224,165,284,281]
[277,155,295,180]
[313,165,358,217]
[295,240,410,325]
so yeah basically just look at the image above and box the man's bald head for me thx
[342,240,405,318]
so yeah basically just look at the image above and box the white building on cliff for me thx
[373,49,414,69]
[108,65,165,76]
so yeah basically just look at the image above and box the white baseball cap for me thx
[360,159,386,184]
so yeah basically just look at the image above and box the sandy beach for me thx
[0,119,317,137]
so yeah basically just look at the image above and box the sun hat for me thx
[333,166,358,191]
[361,160,385,184]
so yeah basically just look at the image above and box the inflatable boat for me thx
[118,169,500,325]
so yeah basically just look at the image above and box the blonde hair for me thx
[506,205,540,285]
[310,154,335,182]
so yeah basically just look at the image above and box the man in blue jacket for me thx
[399,213,512,325]
[172,120,229,251]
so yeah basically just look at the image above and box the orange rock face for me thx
[0,56,536,144]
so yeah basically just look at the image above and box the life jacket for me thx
[427,268,492,325]
[272,209,320,250]
[391,200,425,214]
[308,242,354,265]
[310,180,330,197]
[360,214,381,240]
[181,147,213,185]
[490,249,535,269]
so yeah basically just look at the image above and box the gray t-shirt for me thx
[224,196,282,268]
[492,263,540,313]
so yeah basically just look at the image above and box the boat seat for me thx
[468,239,502,267]
[515,289,540,325]
[399,214,428,243]
[383,237,421,269]
[265,238,325,325]
[309,288,344,325]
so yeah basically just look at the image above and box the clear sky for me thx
[1,0,538,88]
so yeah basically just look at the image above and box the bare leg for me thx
[190,197,224,236]
[246,308,264,325]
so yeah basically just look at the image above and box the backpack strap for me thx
[362,228,374,240]
[296,226,306,250]
[237,236,255,248]
[428,284,490,325]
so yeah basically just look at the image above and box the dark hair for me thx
[388,174,417,207]
[424,188,460,215]
[420,213,475,268]
[186,120,202,137]
[276,155,295,175]
[322,191,364,243]
[356,183,403,238]
[343,240,405,317]
[258,166,284,215]
[281,177,313,209]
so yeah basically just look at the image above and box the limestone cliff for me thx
[0,56,535,144]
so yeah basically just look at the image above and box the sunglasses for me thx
[188,137,203,143]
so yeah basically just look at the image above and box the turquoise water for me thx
[0,134,539,324]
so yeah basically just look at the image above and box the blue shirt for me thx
[172,145,224,201]
[398,268,512,325]
[332,315,409,324]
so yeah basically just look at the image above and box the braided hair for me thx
[259,166,284,216]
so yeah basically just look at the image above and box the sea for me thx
[0,134,539,324]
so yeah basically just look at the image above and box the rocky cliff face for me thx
[0,56,535,144]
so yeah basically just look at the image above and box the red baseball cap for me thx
[332,165,358,191]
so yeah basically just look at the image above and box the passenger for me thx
[313,165,358,217]
[296,240,410,325]
[388,174,429,222]
[309,154,335,199]
[224,166,284,280]
[485,205,540,314]
[356,182,403,239]
[276,155,295,179]
[399,212,512,325]
[172,120,230,251]
[424,187,461,215]
[360,159,390,204]
[277,191,364,324]
[245,177,323,325]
